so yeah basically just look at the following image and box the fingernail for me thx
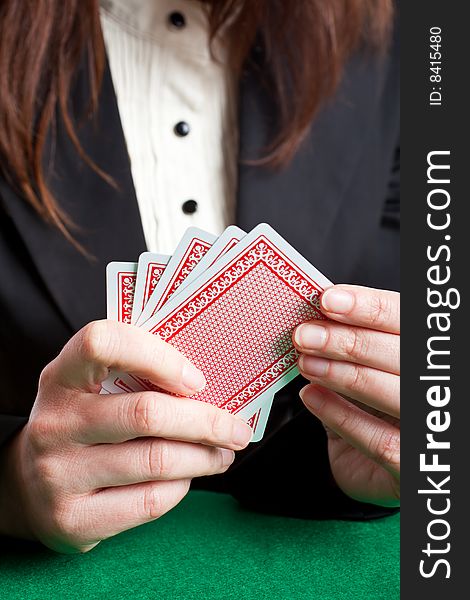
[220,448,235,467]
[322,288,354,314]
[233,420,253,448]
[294,324,327,349]
[182,362,206,393]
[298,356,329,377]
[300,385,323,410]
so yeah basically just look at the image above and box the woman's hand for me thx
[293,285,400,507]
[0,321,252,553]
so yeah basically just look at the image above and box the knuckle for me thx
[345,364,369,395]
[372,429,400,469]
[334,404,354,433]
[38,363,56,390]
[368,294,392,328]
[48,501,66,535]
[42,496,97,552]
[78,321,112,363]
[131,393,158,434]
[34,454,62,488]
[142,486,164,520]
[147,440,174,480]
[342,329,369,361]
[27,417,55,453]
[77,402,98,436]
[49,498,82,541]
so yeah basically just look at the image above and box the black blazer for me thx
[0,25,399,520]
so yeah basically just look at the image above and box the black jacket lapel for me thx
[0,61,146,332]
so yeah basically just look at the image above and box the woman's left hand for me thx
[293,285,400,508]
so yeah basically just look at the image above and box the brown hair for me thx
[0,0,393,243]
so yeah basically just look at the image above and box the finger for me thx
[300,384,400,478]
[298,355,400,418]
[52,320,206,396]
[70,439,234,491]
[293,321,400,375]
[78,479,191,545]
[320,285,400,334]
[77,391,253,450]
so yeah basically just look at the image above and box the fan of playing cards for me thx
[102,224,332,441]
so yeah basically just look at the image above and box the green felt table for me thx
[0,491,399,599]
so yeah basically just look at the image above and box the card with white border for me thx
[135,228,217,326]
[131,252,171,324]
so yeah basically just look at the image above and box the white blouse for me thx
[100,0,238,254]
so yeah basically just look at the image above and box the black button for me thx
[182,200,198,215]
[168,11,186,29]
[174,121,190,137]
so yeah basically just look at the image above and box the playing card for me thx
[136,227,217,326]
[156,225,277,436]
[135,223,332,423]
[173,225,245,298]
[127,227,270,438]
[162,223,280,439]
[244,394,274,442]
[106,261,138,324]
[131,252,170,324]
[103,262,138,394]
[102,373,138,394]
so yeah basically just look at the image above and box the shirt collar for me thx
[100,0,212,51]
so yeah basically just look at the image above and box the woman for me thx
[0,0,400,553]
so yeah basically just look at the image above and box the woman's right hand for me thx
[0,320,252,553]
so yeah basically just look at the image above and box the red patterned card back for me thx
[152,238,212,318]
[142,262,167,312]
[146,236,326,414]
[118,272,137,324]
